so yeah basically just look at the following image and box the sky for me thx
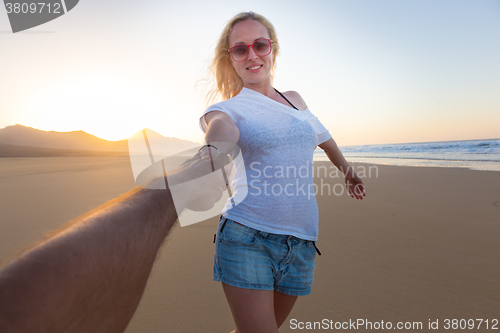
[1,0,499,146]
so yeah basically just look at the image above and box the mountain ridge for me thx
[0,124,199,155]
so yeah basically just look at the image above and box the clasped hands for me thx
[139,142,237,212]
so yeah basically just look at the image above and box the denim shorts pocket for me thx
[220,220,257,245]
[300,242,317,272]
[307,241,318,257]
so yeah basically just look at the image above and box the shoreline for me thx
[1,153,497,172]
[315,156,500,172]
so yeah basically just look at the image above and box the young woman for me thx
[199,12,365,333]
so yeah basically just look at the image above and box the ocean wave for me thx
[326,138,500,155]
[313,138,500,171]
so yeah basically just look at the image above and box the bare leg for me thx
[222,283,278,333]
[273,290,298,328]
[223,284,300,333]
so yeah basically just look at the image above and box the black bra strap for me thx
[274,88,299,110]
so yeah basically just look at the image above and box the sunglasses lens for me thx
[253,39,271,56]
[231,45,248,61]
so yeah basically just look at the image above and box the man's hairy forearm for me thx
[0,187,177,333]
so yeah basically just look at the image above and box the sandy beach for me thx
[1,157,499,332]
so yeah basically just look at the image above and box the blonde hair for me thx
[206,12,279,104]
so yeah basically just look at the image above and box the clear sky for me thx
[1,0,499,146]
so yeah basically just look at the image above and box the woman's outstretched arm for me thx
[319,138,366,200]
[201,111,240,158]
[283,90,365,200]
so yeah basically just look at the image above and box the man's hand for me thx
[136,142,237,213]
[168,151,233,211]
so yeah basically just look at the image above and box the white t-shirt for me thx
[199,87,331,241]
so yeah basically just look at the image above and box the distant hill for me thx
[0,125,199,157]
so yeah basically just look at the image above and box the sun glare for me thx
[21,74,171,141]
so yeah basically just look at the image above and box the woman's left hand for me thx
[344,170,366,200]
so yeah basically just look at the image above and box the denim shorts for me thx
[213,216,318,296]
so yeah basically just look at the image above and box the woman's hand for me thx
[318,138,366,200]
[344,169,366,200]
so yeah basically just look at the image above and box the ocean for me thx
[313,138,500,172]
